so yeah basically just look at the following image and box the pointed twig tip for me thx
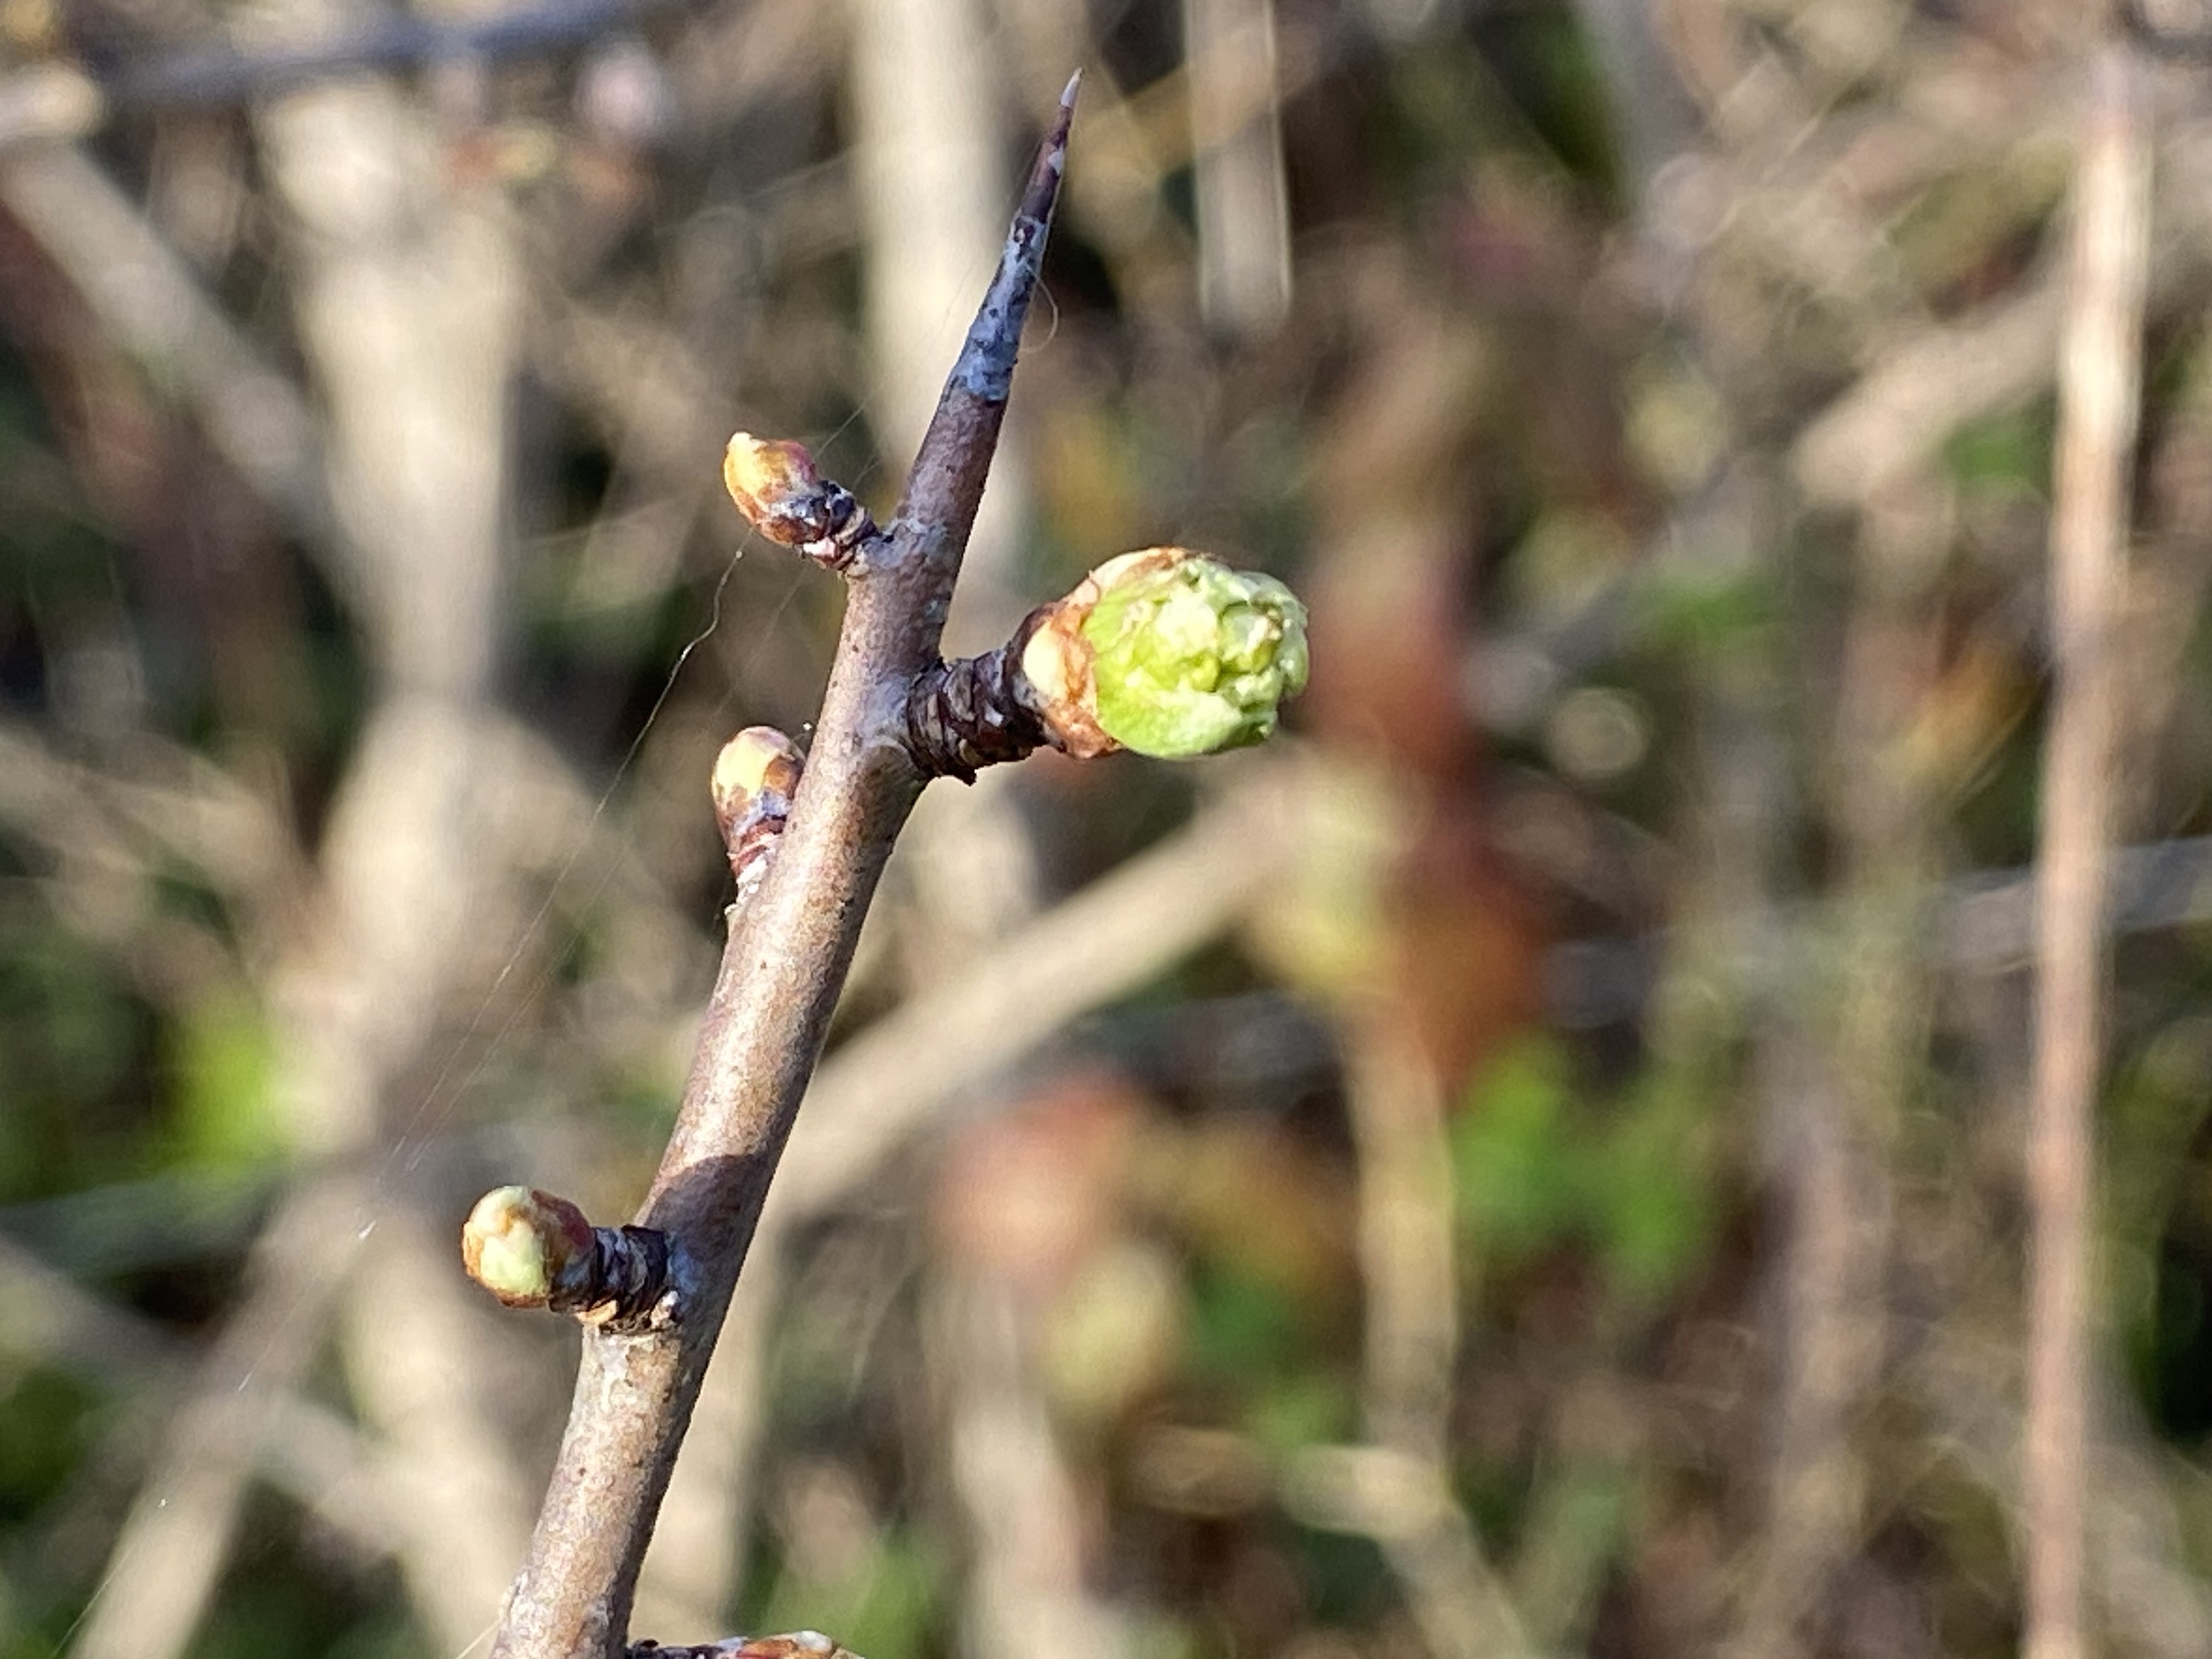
[1027,75,1077,210]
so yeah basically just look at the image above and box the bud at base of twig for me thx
[902,623,1051,782]
[713,726,804,905]
[722,434,874,569]
[461,1186,673,1328]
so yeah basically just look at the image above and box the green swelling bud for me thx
[1023,549,1308,759]
[461,1186,593,1308]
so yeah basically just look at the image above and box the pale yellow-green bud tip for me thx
[1023,549,1307,759]
[461,1186,594,1308]
[712,726,804,822]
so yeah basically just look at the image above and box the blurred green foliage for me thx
[164,991,281,1171]
[1455,1038,1711,1304]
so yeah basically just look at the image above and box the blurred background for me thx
[3,0,2211,1655]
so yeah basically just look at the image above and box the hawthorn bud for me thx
[721,434,872,567]
[1022,549,1308,759]
[712,726,803,830]
[713,726,804,905]
[461,1186,594,1308]
[462,1186,674,1325]
[629,1635,859,1659]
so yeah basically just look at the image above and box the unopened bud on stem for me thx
[722,434,874,569]
[712,726,804,812]
[712,726,804,907]
[461,1186,672,1327]
[1023,549,1308,758]
[462,1186,593,1307]
[629,1635,861,1659]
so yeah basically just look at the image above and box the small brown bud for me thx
[712,726,804,817]
[629,1636,859,1659]
[722,434,874,568]
[712,726,804,906]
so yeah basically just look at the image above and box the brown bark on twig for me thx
[903,616,1052,781]
[2027,42,2149,1659]
[487,77,1078,1659]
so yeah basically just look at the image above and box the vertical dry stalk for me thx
[1344,1024,1530,1659]
[1728,481,1947,1659]
[1183,0,1290,337]
[2027,43,2149,1659]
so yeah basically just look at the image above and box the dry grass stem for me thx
[2025,42,2152,1659]
[1340,1025,1531,1659]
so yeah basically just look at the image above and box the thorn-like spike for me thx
[1027,70,1079,222]
[930,76,1079,416]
